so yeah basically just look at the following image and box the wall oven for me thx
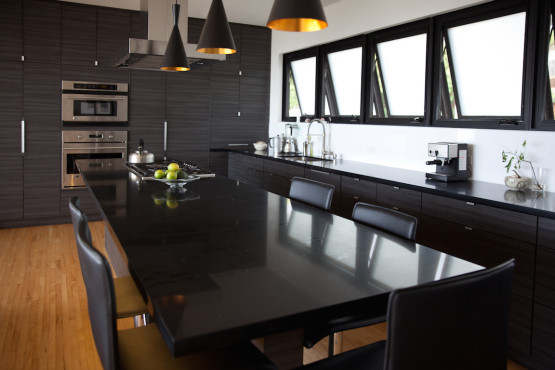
[62,81,128,126]
[62,130,128,189]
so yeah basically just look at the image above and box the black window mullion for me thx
[442,35,462,119]
[322,59,339,116]
[372,49,389,117]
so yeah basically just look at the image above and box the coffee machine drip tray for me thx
[426,172,467,182]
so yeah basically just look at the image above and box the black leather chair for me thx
[75,218,276,370]
[69,197,149,325]
[289,177,335,211]
[304,202,418,355]
[300,259,515,370]
[352,202,417,241]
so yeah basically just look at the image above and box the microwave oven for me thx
[62,80,128,126]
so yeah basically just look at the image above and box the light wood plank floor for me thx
[0,222,527,369]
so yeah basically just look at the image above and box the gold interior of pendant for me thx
[160,66,191,71]
[197,47,237,55]
[267,18,328,32]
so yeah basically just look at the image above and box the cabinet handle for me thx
[311,169,330,175]
[354,178,360,181]
[353,196,359,200]
[392,206,399,211]
[464,226,473,231]
[228,143,249,146]
[21,119,25,155]
[393,186,400,190]
[163,120,168,153]
[466,201,474,206]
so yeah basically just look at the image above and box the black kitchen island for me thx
[78,158,482,369]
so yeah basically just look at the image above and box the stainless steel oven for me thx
[62,81,128,126]
[62,130,128,189]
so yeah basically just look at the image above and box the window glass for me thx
[440,12,526,118]
[374,33,427,117]
[325,47,362,116]
[546,13,555,120]
[289,57,316,117]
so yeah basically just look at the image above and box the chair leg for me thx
[328,335,334,357]
[134,315,142,328]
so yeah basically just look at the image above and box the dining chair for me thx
[299,259,515,370]
[289,177,335,211]
[75,218,276,370]
[352,202,418,241]
[304,202,418,356]
[69,196,149,326]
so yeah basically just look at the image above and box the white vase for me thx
[504,175,527,191]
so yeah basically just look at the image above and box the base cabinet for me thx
[228,152,263,188]
[263,159,304,198]
[304,168,341,214]
[340,176,377,219]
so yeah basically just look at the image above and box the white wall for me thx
[269,0,555,188]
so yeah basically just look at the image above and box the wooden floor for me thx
[0,222,527,369]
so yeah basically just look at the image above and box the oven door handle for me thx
[63,94,127,100]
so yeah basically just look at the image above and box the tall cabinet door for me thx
[0,62,23,221]
[61,3,97,66]
[129,70,166,158]
[166,72,210,167]
[23,63,61,218]
[96,7,131,68]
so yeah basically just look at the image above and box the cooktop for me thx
[126,159,215,178]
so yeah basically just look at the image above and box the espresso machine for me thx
[425,143,470,182]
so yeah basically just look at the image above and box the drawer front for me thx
[263,172,290,198]
[532,303,555,367]
[422,193,537,243]
[230,152,263,171]
[341,176,377,201]
[304,168,341,214]
[535,246,555,308]
[538,217,555,249]
[376,183,421,217]
[263,159,304,179]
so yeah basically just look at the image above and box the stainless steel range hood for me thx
[116,0,225,70]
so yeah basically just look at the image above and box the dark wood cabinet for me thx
[60,188,100,220]
[304,168,341,214]
[129,70,167,157]
[228,152,264,188]
[240,25,271,78]
[376,183,421,218]
[96,7,132,68]
[23,62,61,219]
[340,176,377,218]
[263,159,304,197]
[61,3,97,66]
[0,0,22,62]
[23,0,61,64]
[166,72,210,167]
[0,61,23,221]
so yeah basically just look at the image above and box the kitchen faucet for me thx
[306,118,333,159]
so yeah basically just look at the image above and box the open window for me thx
[366,20,432,125]
[282,48,318,122]
[320,36,365,123]
[433,0,535,129]
[535,0,555,130]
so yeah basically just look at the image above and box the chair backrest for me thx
[384,259,515,370]
[69,196,92,245]
[76,219,118,370]
[352,202,417,241]
[289,177,334,211]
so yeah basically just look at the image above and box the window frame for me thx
[282,47,319,122]
[431,0,536,130]
[318,35,366,124]
[534,0,555,130]
[364,19,433,126]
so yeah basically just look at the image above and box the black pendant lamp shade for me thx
[197,0,236,54]
[267,0,328,32]
[161,3,190,71]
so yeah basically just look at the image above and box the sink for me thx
[280,155,333,162]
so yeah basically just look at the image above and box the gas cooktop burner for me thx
[126,159,215,178]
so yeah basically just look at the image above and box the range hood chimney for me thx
[116,0,225,70]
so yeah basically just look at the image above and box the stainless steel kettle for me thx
[128,139,155,163]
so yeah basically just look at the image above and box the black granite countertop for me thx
[77,158,482,358]
[224,149,555,219]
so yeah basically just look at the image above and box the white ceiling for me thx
[61,0,343,27]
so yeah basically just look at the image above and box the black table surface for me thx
[78,158,483,357]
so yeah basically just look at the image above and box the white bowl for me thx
[504,175,527,191]
[253,142,267,151]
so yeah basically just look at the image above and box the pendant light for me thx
[161,1,190,71]
[267,0,328,32]
[197,0,236,54]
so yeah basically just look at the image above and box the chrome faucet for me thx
[306,118,328,158]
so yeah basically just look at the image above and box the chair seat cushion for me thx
[118,324,276,370]
[113,276,148,318]
[299,340,385,370]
